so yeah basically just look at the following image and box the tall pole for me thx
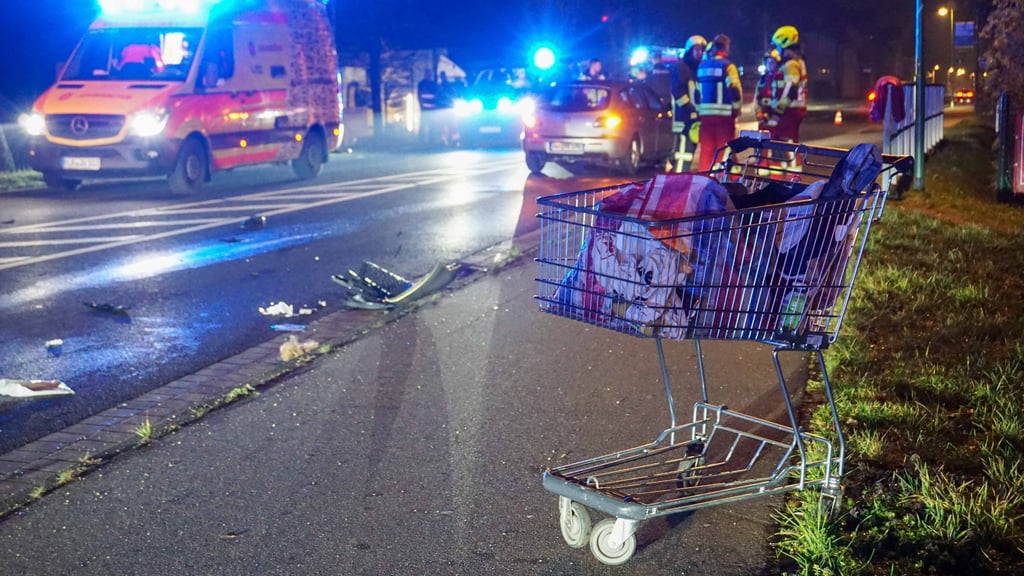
[949,7,955,87]
[942,6,955,102]
[914,0,925,190]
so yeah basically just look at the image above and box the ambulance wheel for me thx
[526,151,546,174]
[619,136,641,175]
[169,138,208,195]
[293,132,326,180]
[42,173,81,192]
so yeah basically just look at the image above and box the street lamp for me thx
[938,5,954,102]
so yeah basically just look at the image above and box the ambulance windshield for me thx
[63,27,203,82]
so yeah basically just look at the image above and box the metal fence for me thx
[881,83,945,158]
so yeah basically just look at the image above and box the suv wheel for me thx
[620,137,641,175]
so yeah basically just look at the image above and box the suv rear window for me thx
[540,86,611,112]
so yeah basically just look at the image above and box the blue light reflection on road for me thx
[0,227,328,312]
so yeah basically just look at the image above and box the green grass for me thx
[133,417,154,444]
[0,170,41,191]
[771,119,1024,575]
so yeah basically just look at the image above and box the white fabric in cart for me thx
[553,174,735,338]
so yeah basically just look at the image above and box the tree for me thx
[979,0,1024,115]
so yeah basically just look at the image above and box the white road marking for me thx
[0,158,523,271]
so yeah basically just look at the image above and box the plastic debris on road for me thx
[259,301,326,318]
[45,339,64,357]
[0,378,74,399]
[279,335,319,362]
[259,301,294,317]
[84,302,130,315]
[84,301,132,323]
[241,215,267,230]
[333,260,464,310]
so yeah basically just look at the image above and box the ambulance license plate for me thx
[61,157,101,171]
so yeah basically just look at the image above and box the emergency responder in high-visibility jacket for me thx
[768,25,808,168]
[696,34,742,172]
[755,49,781,135]
[670,35,706,172]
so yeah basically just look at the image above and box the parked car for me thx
[521,80,675,175]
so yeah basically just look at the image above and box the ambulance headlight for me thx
[18,113,46,136]
[130,109,169,137]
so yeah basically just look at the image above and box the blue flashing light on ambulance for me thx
[19,0,342,193]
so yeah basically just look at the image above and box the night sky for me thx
[0,0,949,122]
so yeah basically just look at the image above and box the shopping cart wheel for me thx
[558,497,591,548]
[676,441,706,492]
[676,455,706,492]
[818,486,844,519]
[589,518,636,566]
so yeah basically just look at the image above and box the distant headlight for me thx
[129,108,169,137]
[517,97,536,116]
[18,112,45,136]
[454,98,484,116]
[496,96,514,114]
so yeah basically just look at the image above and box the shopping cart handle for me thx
[727,135,914,176]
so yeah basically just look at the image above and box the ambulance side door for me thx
[231,22,293,165]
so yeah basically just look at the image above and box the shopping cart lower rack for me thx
[534,137,911,565]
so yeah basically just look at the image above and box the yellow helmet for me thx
[772,25,799,49]
[684,35,708,54]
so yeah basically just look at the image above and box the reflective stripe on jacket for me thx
[697,54,741,117]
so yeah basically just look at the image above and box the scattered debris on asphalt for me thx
[333,260,466,310]
[259,301,294,317]
[45,339,64,357]
[279,335,319,362]
[259,300,326,318]
[241,215,267,230]
[84,302,132,323]
[0,378,74,398]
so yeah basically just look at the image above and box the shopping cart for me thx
[534,135,912,565]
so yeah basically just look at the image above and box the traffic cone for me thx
[834,110,843,125]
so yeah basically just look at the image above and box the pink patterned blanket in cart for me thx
[552,173,737,338]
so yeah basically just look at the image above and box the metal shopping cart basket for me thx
[534,134,913,565]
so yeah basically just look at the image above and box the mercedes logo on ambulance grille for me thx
[70,116,89,135]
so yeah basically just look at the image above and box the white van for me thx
[20,0,343,193]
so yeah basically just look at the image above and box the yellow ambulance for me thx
[19,0,343,193]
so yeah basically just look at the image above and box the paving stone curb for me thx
[0,230,541,519]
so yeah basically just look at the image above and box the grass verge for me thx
[0,170,41,191]
[771,119,1024,575]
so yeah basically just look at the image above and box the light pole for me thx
[938,6,954,101]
